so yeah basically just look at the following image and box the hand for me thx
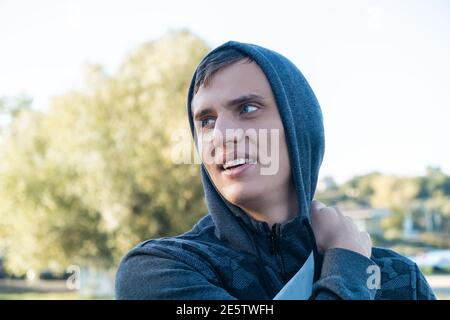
[310,201,372,258]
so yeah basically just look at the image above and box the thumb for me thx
[311,200,326,215]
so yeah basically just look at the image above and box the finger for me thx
[311,200,326,213]
[360,231,372,246]
[344,215,357,229]
[363,232,373,256]
[331,206,344,216]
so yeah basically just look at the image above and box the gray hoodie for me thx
[115,41,436,300]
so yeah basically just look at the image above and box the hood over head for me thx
[186,41,325,259]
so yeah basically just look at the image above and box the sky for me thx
[1,0,449,183]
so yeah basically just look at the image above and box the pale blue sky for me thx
[1,0,449,183]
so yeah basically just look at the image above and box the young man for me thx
[115,41,435,300]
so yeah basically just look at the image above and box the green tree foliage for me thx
[0,30,209,275]
[317,167,450,234]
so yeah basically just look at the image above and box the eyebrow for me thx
[193,94,266,120]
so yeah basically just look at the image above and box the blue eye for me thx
[201,118,215,128]
[240,104,258,114]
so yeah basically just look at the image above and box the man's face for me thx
[191,61,292,209]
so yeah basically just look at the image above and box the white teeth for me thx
[223,158,255,170]
[223,158,245,170]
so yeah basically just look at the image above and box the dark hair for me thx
[193,48,254,94]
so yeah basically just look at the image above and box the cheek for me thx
[199,138,215,167]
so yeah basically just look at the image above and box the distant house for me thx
[344,208,391,236]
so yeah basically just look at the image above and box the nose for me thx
[213,115,244,146]
[213,115,245,164]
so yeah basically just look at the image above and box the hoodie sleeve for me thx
[310,248,378,300]
[115,249,238,300]
[415,263,437,300]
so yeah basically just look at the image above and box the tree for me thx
[0,30,210,274]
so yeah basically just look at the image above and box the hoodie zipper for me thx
[268,224,277,255]
[234,215,277,297]
[235,215,289,296]
[267,224,287,282]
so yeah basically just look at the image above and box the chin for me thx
[221,181,263,207]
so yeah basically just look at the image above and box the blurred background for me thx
[0,0,449,299]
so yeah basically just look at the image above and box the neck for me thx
[239,181,299,228]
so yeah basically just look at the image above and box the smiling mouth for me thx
[220,157,257,171]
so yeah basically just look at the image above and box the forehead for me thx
[192,61,274,113]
